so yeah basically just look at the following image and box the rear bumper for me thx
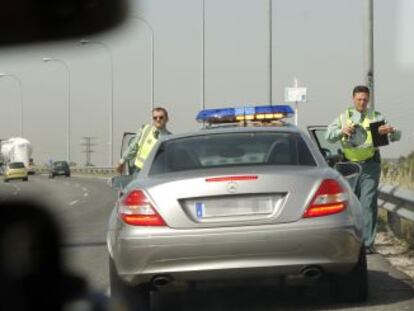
[51,170,70,176]
[5,173,27,180]
[109,220,363,286]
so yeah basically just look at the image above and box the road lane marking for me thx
[69,200,79,206]
[84,193,89,197]
[82,187,87,192]
[12,184,20,195]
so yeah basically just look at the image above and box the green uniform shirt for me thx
[120,125,171,165]
[325,107,401,144]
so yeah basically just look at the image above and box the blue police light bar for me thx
[196,105,294,124]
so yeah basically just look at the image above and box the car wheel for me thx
[4,179,8,183]
[23,177,28,182]
[109,257,150,311]
[330,246,368,302]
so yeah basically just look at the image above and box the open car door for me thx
[307,125,344,167]
[307,125,360,191]
[111,132,136,191]
[120,132,136,175]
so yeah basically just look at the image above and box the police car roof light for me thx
[196,105,294,124]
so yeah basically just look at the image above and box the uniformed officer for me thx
[116,107,171,175]
[325,85,401,254]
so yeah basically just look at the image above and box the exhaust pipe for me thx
[151,275,173,288]
[301,266,323,280]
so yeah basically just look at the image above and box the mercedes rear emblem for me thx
[227,181,238,193]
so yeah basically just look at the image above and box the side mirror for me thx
[320,148,332,159]
[334,162,361,190]
[320,148,345,168]
[109,175,133,192]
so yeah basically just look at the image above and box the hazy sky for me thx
[0,0,413,166]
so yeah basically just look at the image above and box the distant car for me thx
[27,158,36,175]
[107,106,367,310]
[49,161,71,178]
[4,162,28,182]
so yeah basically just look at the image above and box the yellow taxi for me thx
[4,162,28,182]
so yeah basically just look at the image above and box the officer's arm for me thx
[325,117,343,143]
[375,113,402,142]
[119,127,144,164]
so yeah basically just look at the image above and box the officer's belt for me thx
[344,150,380,164]
[344,157,375,164]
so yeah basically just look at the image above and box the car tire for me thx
[330,246,368,302]
[23,177,28,182]
[109,257,151,311]
[4,179,8,183]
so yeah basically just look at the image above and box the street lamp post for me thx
[366,0,375,110]
[0,73,23,136]
[80,39,114,166]
[42,57,71,164]
[202,0,206,110]
[269,0,273,105]
[130,15,155,112]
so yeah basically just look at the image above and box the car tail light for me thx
[205,175,258,182]
[303,179,348,218]
[118,190,166,226]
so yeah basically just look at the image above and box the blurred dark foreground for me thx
[0,199,110,311]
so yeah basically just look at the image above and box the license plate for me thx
[193,195,275,219]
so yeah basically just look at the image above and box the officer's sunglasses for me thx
[153,115,165,121]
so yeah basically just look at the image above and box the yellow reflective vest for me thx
[134,125,159,169]
[340,108,376,161]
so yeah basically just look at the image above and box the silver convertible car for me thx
[107,106,366,310]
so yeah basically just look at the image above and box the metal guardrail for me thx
[378,184,414,222]
[70,166,116,175]
[378,184,414,242]
[33,166,116,176]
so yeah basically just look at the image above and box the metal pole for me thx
[366,0,375,110]
[0,73,23,136]
[130,15,155,113]
[42,57,71,163]
[80,39,114,166]
[294,78,298,126]
[269,0,273,105]
[202,0,206,110]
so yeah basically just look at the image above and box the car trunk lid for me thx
[142,166,334,229]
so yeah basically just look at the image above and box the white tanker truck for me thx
[0,137,34,174]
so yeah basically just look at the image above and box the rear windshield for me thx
[9,162,25,169]
[149,132,316,175]
[54,162,68,168]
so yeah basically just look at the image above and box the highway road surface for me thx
[1,175,413,310]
